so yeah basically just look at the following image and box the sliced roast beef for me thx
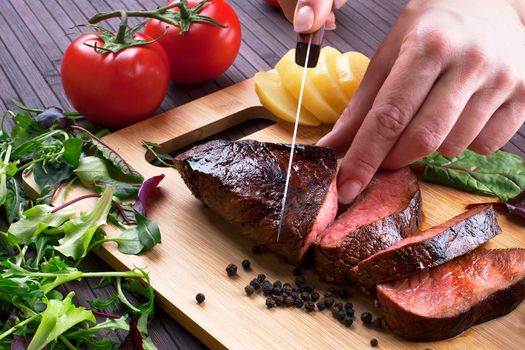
[350,205,501,288]
[174,140,338,264]
[377,248,525,341]
[314,168,422,283]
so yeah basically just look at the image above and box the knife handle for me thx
[295,26,325,68]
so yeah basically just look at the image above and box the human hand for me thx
[277,0,348,32]
[317,0,525,204]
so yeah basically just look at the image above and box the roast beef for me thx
[350,205,501,288]
[314,168,422,283]
[174,139,338,264]
[377,248,525,341]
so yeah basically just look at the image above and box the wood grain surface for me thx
[1,1,524,349]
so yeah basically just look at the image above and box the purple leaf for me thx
[466,189,525,220]
[11,336,27,350]
[119,319,144,350]
[133,175,165,216]
[34,107,70,129]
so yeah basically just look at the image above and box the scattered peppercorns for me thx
[275,295,285,306]
[262,281,273,295]
[316,299,326,311]
[266,297,276,309]
[257,273,266,282]
[226,263,237,277]
[249,278,261,290]
[344,302,353,311]
[324,296,335,308]
[282,283,293,294]
[310,291,320,302]
[343,316,353,327]
[195,293,205,304]
[305,301,316,312]
[272,286,282,296]
[301,291,310,301]
[273,280,282,288]
[241,259,251,271]
[244,285,255,296]
[334,309,346,321]
[370,338,378,347]
[294,298,304,308]
[285,296,294,306]
[361,312,373,325]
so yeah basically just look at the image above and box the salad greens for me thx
[0,105,164,349]
[412,150,525,202]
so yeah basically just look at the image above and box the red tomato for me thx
[144,0,241,84]
[264,0,281,8]
[61,33,170,127]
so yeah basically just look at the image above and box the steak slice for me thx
[350,205,501,288]
[377,248,525,341]
[174,139,338,264]
[314,168,422,283]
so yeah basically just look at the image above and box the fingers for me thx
[437,84,510,157]
[470,97,525,154]
[335,42,444,204]
[383,66,481,168]
[293,0,334,32]
[326,12,336,30]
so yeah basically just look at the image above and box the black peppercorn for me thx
[250,278,261,290]
[294,298,304,308]
[324,296,335,307]
[344,302,353,311]
[226,264,237,277]
[346,309,355,318]
[262,281,273,295]
[241,259,251,271]
[257,273,266,282]
[370,338,378,347]
[285,296,294,306]
[252,245,263,255]
[302,283,315,293]
[244,285,255,296]
[332,302,343,310]
[343,316,353,327]
[305,301,316,312]
[266,297,276,309]
[324,291,334,298]
[282,284,293,294]
[310,292,320,301]
[361,312,373,325]
[334,309,346,321]
[327,286,337,294]
[273,280,282,288]
[295,276,306,285]
[281,292,289,299]
[272,286,282,296]
[301,291,310,301]
[292,267,302,276]
[195,293,205,304]
[317,300,326,311]
[275,295,285,306]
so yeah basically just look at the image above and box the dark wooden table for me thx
[1,0,524,349]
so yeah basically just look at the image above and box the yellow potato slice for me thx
[335,51,370,99]
[254,71,321,126]
[308,47,349,114]
[276,50,340,124]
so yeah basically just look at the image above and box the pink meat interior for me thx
[300,179,338,255]
[377,249,525,318]
[319,168,415,244]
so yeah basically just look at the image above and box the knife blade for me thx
[276,28,324,243]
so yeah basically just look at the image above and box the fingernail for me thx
[338,180,362,204]
[294,6,314,32]
[334,0,346,9]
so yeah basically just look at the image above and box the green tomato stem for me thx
[116,10,129,44]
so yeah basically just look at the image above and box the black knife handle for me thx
[295,26,325,68]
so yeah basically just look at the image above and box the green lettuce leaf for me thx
[413,150,525,201]
[8,205,75,244]
[27,292,95,350]
[55,186,113,260]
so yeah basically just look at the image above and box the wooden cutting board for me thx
[30,78,525,350]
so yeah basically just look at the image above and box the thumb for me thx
[293,0,334,33]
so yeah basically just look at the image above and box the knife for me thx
[276,27,325,242]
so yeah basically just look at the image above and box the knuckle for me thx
[438,142,465,157]
[406,27,449,59]
[492,68,515,90]
[463,45,490,71]
[370,103,411,140]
